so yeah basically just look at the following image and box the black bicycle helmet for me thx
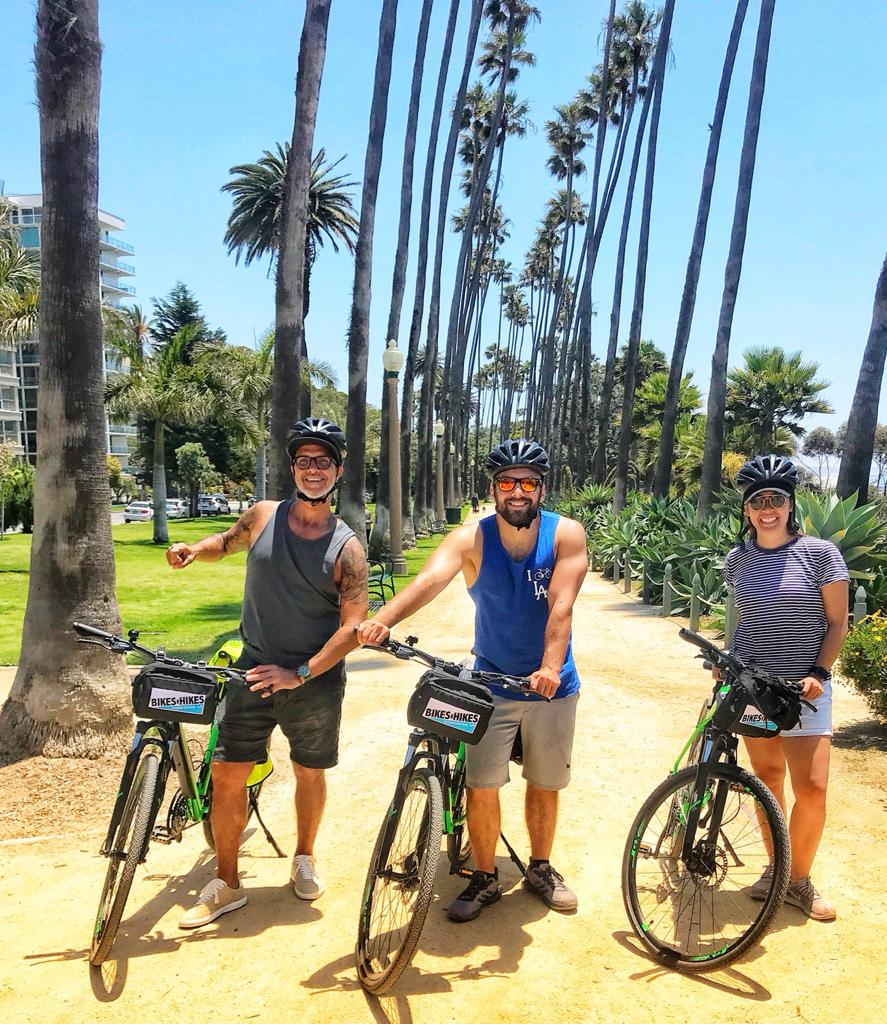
[484,438,550,477]
[736,454,798,501]
[285,417,347,465]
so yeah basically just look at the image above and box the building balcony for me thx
[101,280,136,297]
[99,256,135,276]
[100,234,135,255]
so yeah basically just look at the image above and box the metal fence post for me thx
[725,588,738,646]
[642,559,651,604]
[689,573,702,632]
[853,585,868,625]
[662,563,673,617]
[624,549,632,593]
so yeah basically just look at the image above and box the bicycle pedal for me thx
[151,827,177,845]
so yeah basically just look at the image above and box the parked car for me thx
[197,495,220,515]
[123,501,153,523]
[166,499,188,519]
[210,493,231,514]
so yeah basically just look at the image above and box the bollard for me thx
[642,559,651,604]
[662,563,673,617]
[624,549,632,593]
[612,554,620,586]
[689,573,702,632]
[725,589,738,646]
[591,549,598,573]
[853,585,867,625]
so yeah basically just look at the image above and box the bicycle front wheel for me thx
[356,767,442,995]
[90,749,162,965]
[622,763,789,971]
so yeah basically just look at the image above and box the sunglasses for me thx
[292,455,335,470]
[495,476,542,493]
[746,493,789,511]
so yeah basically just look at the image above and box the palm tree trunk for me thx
[0,0,131,757]
[371,0,434,558]
[613,0,675,512]
[836,256,887,502]
[270,0,331,499]
[340,0,399,541]
[653,0,749,498]
[699,0,776,514]
[152,418,170,543]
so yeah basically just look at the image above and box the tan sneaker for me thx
[179,878,247,929]
[291,854,325,900]
[784,876,836,921]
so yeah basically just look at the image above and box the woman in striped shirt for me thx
[725,455,849,921]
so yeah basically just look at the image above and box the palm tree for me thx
[0,0,131,757]
[269,0,332,499]
[837,257,887,502]
[698,0,777,514]
[0,201,40,345]
[653,0,750,498]
[339,0,399,540]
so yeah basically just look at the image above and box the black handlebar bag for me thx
[132,663,219,725]
[712,668,807,738]
[407,671,494,745]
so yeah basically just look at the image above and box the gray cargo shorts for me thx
[466,691,579,791]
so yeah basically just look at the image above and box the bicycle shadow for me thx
[24,829,317,1002]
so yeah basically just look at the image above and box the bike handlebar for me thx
[680,628,804,694]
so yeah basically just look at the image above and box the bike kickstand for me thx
[250,792,286,858]
[499,830,527,878]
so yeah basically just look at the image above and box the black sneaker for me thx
[447,869,501,923]
[523,861,578,911]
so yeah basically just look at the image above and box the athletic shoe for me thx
[523,861,578,911]
[179,878,247,929]
[784,876,837,921]
[750,862,774,901]
[291,854,325,900]
[447,869,501,922]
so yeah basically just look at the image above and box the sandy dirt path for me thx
[1,568,886,1024]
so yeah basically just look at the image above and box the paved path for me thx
[1,570,885,1024]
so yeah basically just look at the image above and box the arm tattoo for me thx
[337,540,368,604]
[220,506,257,555]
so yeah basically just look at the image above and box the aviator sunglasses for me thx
[495,476,542,493]
[292,455,336,470]
[745,492,789,511]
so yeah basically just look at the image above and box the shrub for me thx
[838,612,887,719]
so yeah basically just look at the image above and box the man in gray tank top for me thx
[166,418,368,929]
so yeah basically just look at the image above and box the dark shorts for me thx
[214,656,346,768]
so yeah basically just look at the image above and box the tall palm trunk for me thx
[836,256,887,502]
[152,418,170,543]
[0,0,131,757]
[340,0,399,540]
[653,0,749,498]
[405,0,459,534]
[270,0,331,498]
[613,0,675,511]
[418,0,484,517]
[698,0,776,514]
[370,0,434,558]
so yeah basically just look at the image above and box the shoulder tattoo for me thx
[338,539,368,603]
[221,505,258,554]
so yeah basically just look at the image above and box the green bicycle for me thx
[73,622,283,965]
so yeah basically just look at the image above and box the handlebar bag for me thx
[132,663,219,725]
[407,671,494,745]
[712,668,806,737]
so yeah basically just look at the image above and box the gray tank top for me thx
[239,501,355,667]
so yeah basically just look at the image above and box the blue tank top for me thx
[468,510,579,700]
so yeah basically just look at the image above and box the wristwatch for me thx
[295,662,312,683]
[808,665,829,682]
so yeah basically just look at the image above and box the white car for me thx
[123,501,153,523]
[166,499,188,519]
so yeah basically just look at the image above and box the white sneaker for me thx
[179,878,247,929]
[291,854,325,900]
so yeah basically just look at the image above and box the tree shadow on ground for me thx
[831,718,887,752]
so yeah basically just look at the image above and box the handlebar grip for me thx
[72,622,114,640]
[679,628,714,653]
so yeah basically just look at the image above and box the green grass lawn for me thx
[0,515,448,665]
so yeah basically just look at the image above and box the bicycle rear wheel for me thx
[90,749,162,965]
[622,763,789,971]
[356,767,442,995]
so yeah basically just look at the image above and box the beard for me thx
[494,493,540,529]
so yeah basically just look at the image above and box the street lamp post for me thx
[433,419,445,523]
[383,340,408,575]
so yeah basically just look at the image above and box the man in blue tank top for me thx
[166,418,368,929]
[358,439,588,922]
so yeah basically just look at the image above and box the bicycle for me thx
[621,627,810,971]
[355,635,539,995]
[73,622,284,965]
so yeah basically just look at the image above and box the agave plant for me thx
[794,492,887,579]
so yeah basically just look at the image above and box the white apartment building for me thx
[5,193,138,470]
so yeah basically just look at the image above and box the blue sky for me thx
[2,0,885,432]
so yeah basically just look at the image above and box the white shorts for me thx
[783,678,833,738]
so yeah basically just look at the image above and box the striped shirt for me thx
[725,535,849,681]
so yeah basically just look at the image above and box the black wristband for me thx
[809,665,829,682]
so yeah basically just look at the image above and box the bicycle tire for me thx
[622,763,789,971]
[356,767,442,995]
[90,749,162,965]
